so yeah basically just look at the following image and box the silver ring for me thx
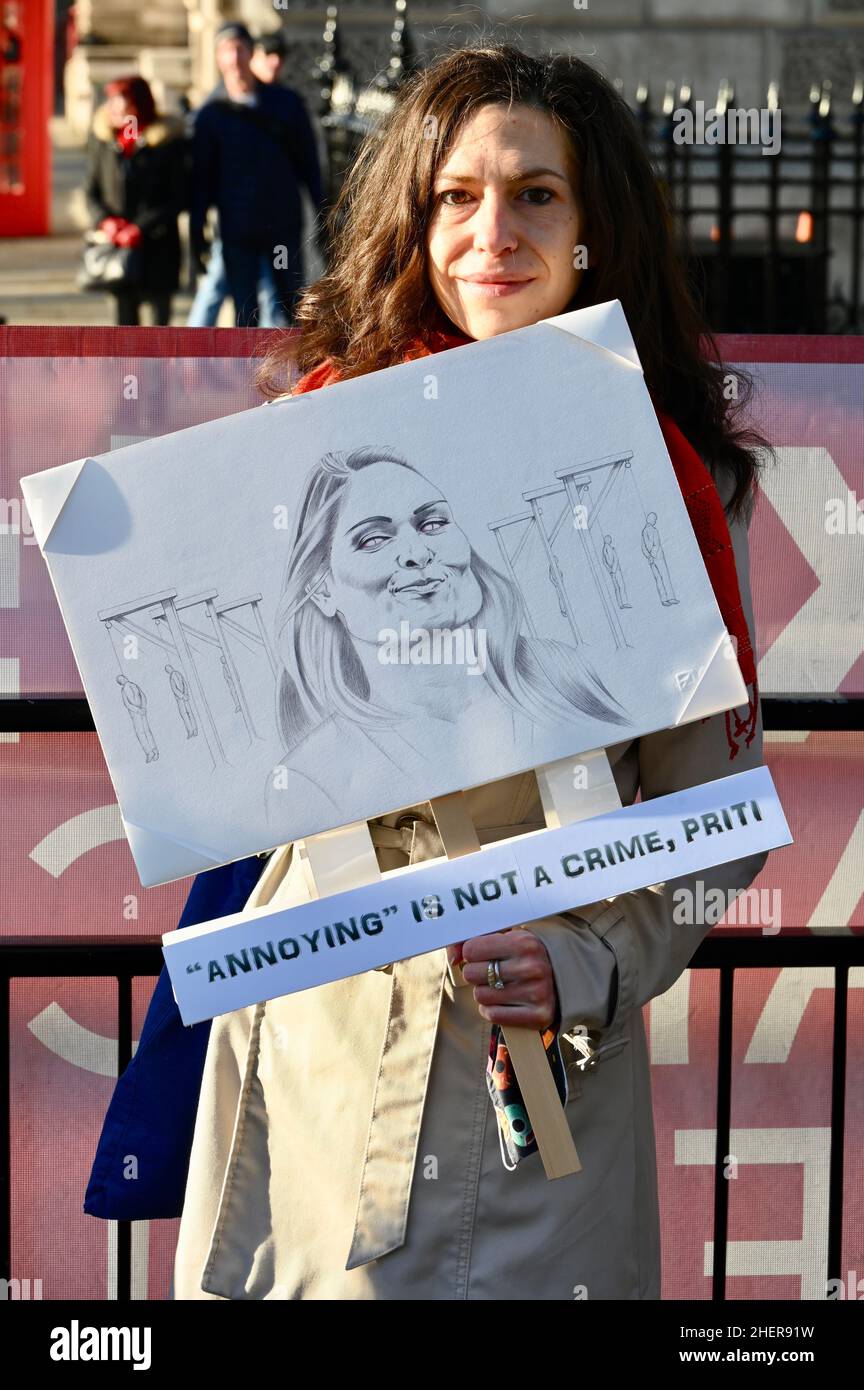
[487,959,506,990]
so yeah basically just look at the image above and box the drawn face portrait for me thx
[310,460,483,642]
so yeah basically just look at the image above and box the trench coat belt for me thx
[343,812,547,1269]
[343,811,466,1273]
[344,815,454,1270]
[343,941,450,1269]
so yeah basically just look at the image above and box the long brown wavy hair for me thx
[257,40,774,520]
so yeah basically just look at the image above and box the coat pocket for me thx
[559,1028,632,1102]
[561,1044,584,1103]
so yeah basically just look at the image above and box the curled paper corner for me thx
[672,628,749,728]
[539,299,643,372]
[121,815,232,888]
[19,457,91,552]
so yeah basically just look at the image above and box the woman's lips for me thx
[391,574,447,597]
[458,278,534,298]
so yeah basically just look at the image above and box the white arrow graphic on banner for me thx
[758,447,864,694]
[29,804,125,875]
[806,809,864,933]
[28,1003,139,1076]
[745,966,864,1063]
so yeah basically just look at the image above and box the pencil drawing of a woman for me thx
[264,446,630,829]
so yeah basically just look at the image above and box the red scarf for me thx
[116,126,142,158]
[291,329,759,759]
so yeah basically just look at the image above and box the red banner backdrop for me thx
[0,330,861,1300]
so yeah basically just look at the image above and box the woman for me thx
[84,75,187,326]
[168,41,773,1300]
[265,444,631,830]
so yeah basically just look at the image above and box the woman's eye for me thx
[419,517,448,534]
[518,187,554,205]
[356,533,389,552]
[438,189,472,207]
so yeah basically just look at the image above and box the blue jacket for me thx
[84,853,268,1221]
[190,80,324,252]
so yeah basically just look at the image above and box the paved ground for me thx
[0,229,199,326]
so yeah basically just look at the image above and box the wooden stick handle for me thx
[430,791,581,1179]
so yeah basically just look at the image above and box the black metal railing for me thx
[1,931,861,1301]
[0,938,158,1303]
[639,80,864,334]
[694,933,859,1301]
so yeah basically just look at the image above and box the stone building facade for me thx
[65,0,864,137]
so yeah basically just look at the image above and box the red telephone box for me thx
[0,0,53,236]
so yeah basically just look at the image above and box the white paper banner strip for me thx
[163,765,791,1025]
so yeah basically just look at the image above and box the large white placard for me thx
[21,300,749,886]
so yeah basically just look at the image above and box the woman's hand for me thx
[99,216,127,242]
[454,928,560,1031]
[114,221,143,249]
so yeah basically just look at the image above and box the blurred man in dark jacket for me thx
[190,22,325,327]
[187,29,293,328]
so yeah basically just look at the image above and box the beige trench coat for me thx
[172,468,768,1301]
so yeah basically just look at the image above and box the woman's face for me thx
[426,102,587,340]
[313,461,483,642]
[107,91,134,129]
